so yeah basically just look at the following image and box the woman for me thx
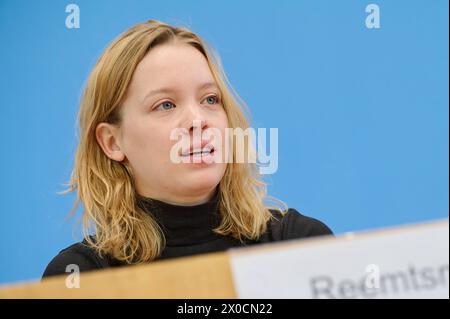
[43,20,332,278]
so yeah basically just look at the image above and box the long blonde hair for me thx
[64,19,287,264]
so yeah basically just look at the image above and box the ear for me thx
[95,122,125,162]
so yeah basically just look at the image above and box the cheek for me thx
[122,121,171,163]
[214,109,229,131]
[213,112,231,162]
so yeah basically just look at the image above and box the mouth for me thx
[181,145,215,157]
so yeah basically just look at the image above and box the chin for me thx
[181,167,224,189]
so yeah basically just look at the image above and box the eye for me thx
[155,101,176,111]
[203,95,220,105]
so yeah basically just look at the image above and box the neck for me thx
[136,189,222,246]
[138,187,218,207]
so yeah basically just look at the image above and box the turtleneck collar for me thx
[136,189,222,247]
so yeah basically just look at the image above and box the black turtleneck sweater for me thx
[42,193,333,279]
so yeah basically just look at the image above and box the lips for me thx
[180,140,215,157]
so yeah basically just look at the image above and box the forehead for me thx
[132,43,215,87]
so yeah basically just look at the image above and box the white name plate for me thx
[229,219,449,299]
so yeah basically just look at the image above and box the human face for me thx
[97,42,229,205]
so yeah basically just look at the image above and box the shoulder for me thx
[42,238,114,279]
[266,208,333,241]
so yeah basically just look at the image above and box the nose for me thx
[184,103,208,134]
[188,118,207,134]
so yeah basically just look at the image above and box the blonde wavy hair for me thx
[63,19,287,264]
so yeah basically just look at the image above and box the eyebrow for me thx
[142,81,219,104]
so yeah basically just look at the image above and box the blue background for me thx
[0,0,448,285]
